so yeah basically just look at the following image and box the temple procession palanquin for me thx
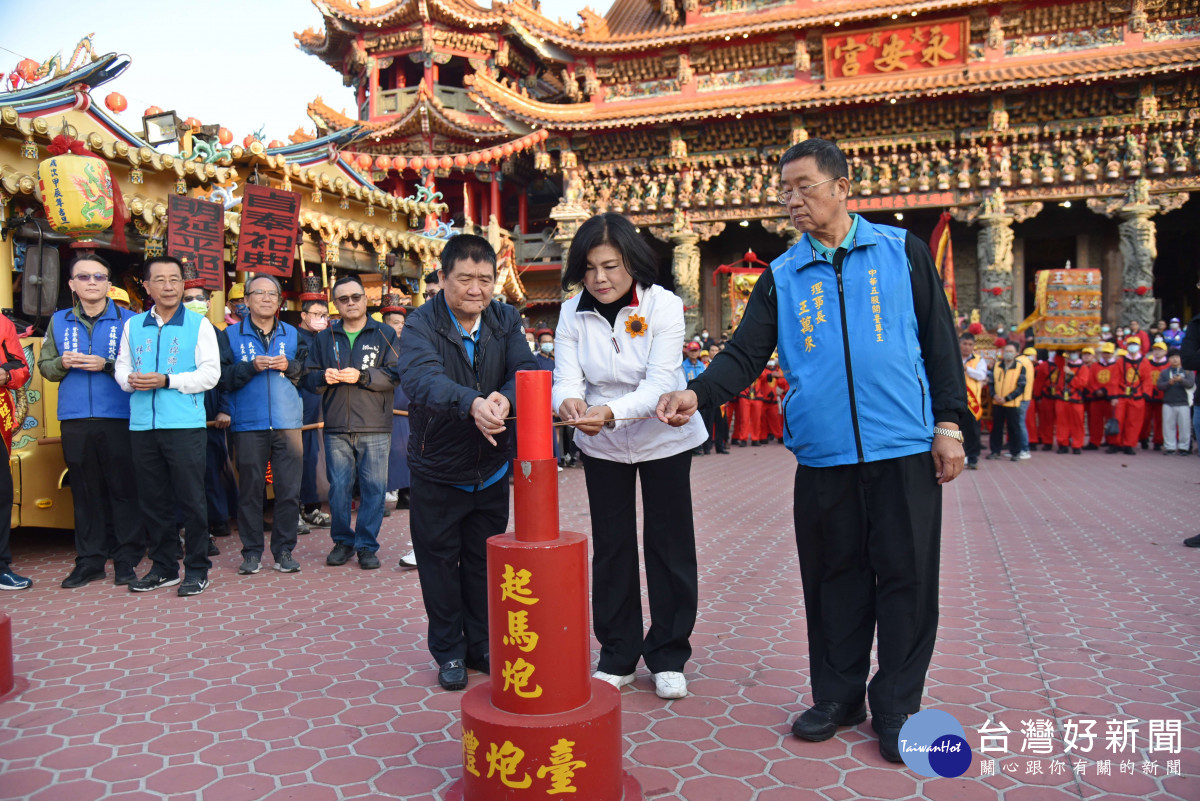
[297,0,1200,332]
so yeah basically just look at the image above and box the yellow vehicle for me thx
[8,337,74,530]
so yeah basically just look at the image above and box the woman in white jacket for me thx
[552,213,707,700]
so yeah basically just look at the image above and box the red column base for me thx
[0,611,23,702]
[445,679,643,800]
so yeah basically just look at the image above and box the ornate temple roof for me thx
[466,38,1200,131]
[308,86,511,142]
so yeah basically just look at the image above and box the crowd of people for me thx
[0,135,1197,767]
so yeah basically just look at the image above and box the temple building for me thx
[297,0,1200,332]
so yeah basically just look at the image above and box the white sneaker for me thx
[1018,450,1032,460]
[652,671,688,699]
[385,490,398,505]
[398,549,417,569]
[592,670,635,690]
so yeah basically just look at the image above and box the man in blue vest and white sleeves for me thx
[658,138,968,764]
[38,253,142,588]
[219,274,307,576]
[115,255,221,597]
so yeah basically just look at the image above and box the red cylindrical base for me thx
[449,679,642,801]
[0,612,12,697]
[487,531,590,714]
[445,772,643,801]
[512,458,559,543]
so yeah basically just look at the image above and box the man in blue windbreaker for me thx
[220,274,307,576]
[115,255,221,597]
[38,253,141,588]
[658,138,968,764]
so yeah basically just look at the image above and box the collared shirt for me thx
[114,305,221,394]
[809,214,860,263]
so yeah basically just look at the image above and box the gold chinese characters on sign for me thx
[824,18,967,80]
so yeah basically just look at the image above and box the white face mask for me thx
[308,316,328,332]
[1126,344,1140,355]
[540,342,553,355]
[701,331,709,338]
[766,360,777,369]
[184,300,208,316]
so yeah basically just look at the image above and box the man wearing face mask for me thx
[1109,336,1152,455]
[1087,342,1118,449]
[1162,318,1184,348]
[756,357,788,446]
[535,329,556,371]
[225,283,247,328]
[1127,319,1150,353]
[698,328,716,352]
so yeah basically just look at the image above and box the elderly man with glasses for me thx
[219,274,308,576]
[38,253,142,589]
[302,275,399,569]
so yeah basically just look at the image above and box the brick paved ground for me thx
[0,444,1197,800]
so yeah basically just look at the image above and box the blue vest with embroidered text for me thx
[52,301,135,420]
[772,218,933,468]
[127,307,206,431]
[224,319,304,431]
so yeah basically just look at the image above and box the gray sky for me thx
[0,0,611,144]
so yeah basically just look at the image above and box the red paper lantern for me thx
[410,156,424,171]
[392,156,407,171]
[184,117,202,131]
[439,155,453,170]
[104,92,128,113]
[8,74,19,89]
[267,139,285,149]
[454,154,468,168]
[217,127,233,146]
[355,153,373,170]
[1134,286,1148,296]
[242,134,258,148]
[468,152,481,165]
[144,105,163,117]
[14,58,39,83]
[374,155,391,170]
[487,149,500,161]
[502,144,515,157]
[539,129,550,141]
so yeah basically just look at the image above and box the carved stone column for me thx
[975,212,1016,330]
[762,217,803,248]
[669,229,702,335]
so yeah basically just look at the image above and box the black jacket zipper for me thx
[833,248,865,463]
[915,363,927,426]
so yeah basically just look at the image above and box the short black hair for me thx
[423,270,440,286]
[439,234,496,276]
[301,298,327,313]
[1168,347,1181,358]
[144,255,184,280]
[331,275,365,299]
[381,310,406,322]
[562,213,659,292]
[959,332,975,342]
[247,274,282,295]
[778,138,849,180]
[69,252,112,278]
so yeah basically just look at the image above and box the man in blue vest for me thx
[219,274,306,575]
[658,138,967,763]
[39,254,142,588]
[115,255,221,597]
[302,274,399,570]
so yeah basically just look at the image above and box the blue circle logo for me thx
[897,710,973,777]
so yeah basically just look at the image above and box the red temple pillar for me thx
[490,167,501,227]
[446,372,642,801]
[517,188,528,235]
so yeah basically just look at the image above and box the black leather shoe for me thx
[113,567,137,586]
[872,713,908,763]
[438,659,468,691]
[1123,446,1136,455]
[1056,446,1069,454]
[61,566,107,589]
[790,700,866,742]
[326,543,354,566]
[1083,443,1099,451]
[1040,443,1054,451]
[465,654,490,674]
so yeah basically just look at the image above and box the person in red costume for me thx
[0,313,32,590]
[1039,353,1060,451]
[1086,343,1118,449]
[755,357,788,444]
[1139,340,1170,450]
[1053,351,1090,453]
[1027,352,1053,451]
[1109,337,1153,455]
[731,382,759,447]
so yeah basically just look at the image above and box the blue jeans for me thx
[324,432,390,552]
[1018,400,1031,452]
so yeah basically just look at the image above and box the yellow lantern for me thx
[36,154,114,238]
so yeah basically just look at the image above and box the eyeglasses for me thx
[423,290,438,299]
[71,272,110,283]
[333,293,365,304]
[182,295,207,304]
[246,290,280,300]
[778,177,838,205]
[147,277,183,287]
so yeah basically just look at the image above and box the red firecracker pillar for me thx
[446,371,642,800]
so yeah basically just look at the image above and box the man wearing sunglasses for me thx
[302,275,399,570]
[38,254,143,589]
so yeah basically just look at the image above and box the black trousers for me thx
[989,405,1022,456]
[61,418,144,573]
[793,451,941,714]
[713,405,730,452]
[961,414,981,463]
[233,429,302,561]
[409,473,509,665]
[581,450,697,675]
[300,389,322,507]
[131,428,210,579]
[0,441,12,572]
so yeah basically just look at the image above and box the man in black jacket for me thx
[302,275,399,570]
[398,234,538,691]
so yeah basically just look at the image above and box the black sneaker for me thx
[1122,446,1136,455]
[61,566,107,589]
[357,549,381,570]
[209,521,231,537]
[1106,445,1121,454]
[114,566,138,586]
[208,537,220,557]
[274,550,300,573]
[129,572,181,593]
[1040,443,1054,452]
[1072,448,1082,454]
[178,576,210,597]
[395,489,410,509]
[326,543,355,566]
[1056,446,1070,454]
[1183,533,1200,548]
[872,713,909,763]
[1083,443,1099,451]
[238,555,261,575]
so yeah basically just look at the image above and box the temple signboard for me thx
[823,18,968,80]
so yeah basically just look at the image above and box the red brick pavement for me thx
[0,445,1197,800]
